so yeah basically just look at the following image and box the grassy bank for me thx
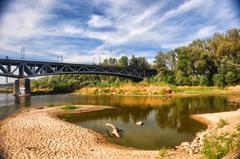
[172,86,240,96]
[74,82,172,96]
[73,83,240,96]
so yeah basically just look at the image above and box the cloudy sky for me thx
[0,0,239,65]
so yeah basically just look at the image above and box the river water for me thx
[0,94,238,150]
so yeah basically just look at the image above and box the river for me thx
[0,94,238,150]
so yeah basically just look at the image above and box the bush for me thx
[225,72,236,86]
[62,105,79,110]
[190,75,200,86]
[199,75,209,86]
[213,74,225,87]
[217,119,229,128]
[201,133,239,159]
[175,71,191,86]
[158,147,168,158]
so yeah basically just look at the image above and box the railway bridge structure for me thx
[0,58,157,96]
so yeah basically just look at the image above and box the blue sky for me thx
[0,0,239,64]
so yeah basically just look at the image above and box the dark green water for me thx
[0,94,238,150]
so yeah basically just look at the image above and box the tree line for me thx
[101,55,149,69]
[32,28,240,92]
[153,28,240,86]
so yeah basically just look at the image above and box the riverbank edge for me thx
[3,85,235,97]
[2,85,240,97]
[72,85,240,97]
[0,105,239,158]
[190,110,240,158]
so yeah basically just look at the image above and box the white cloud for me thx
[0,0,55,39]
[57,51,116,64]
[83,1,166,47]
[161,0,205,21]
[88,15,113,28]
[83,0,211,50]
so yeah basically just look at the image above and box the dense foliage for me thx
[32,28,240,92]
[153,28,240,86]
[101,55,150,69]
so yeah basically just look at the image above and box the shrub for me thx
[213,74,225,87]
[190,75,200,86]
[201,133,239,159]
[199,75,209,86]
[158,147,168,158]
[217,119,229,128]
[62,105,78,110]
[225,72,236,86]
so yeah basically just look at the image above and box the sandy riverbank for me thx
[0,105,239,159]
[0,106,158,159]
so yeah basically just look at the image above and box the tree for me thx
[225,72,236,85]
[213,74,224,87]
[118,56,129,67]
[102,59,109,66]
[153,52,175,83]
[108,58,117,65]
[129,55,149,69]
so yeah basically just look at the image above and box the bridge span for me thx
[0,58,157,96]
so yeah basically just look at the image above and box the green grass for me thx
[158,147,168,158]
[201,132,240,159]
[217,119,229,128]
[62,105,79,110]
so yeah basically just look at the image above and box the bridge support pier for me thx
[14,79,31,96]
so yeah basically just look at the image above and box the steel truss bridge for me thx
[0,59,157,80]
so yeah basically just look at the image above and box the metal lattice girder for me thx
[0,58,157,80]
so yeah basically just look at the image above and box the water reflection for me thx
[0,94,239,149]
[60,96,238,149]
[14,96,31,107]
[0,94,31,119]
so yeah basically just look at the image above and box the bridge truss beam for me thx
[0,59,157,80]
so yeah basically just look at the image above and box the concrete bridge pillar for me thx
[14,79,31,96]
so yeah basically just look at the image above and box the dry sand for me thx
[191,109,240,129]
